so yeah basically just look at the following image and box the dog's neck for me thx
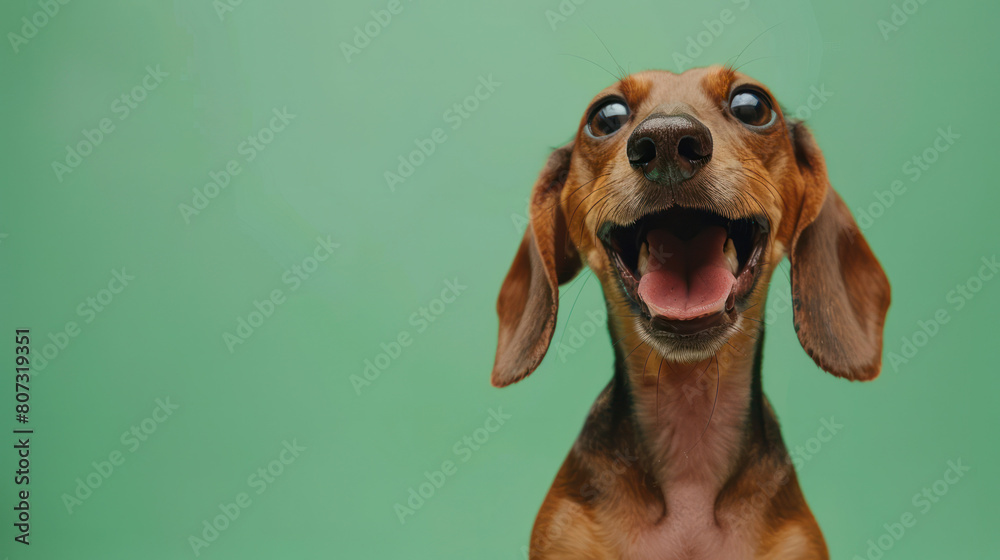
[614,321,766,498]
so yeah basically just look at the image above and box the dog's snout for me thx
[626,114,713,184]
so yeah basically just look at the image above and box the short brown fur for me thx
[492,67,890,559]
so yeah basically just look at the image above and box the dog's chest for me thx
[620,382,759,559]
[622,484,756,560]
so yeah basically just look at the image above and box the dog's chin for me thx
[599,205,768,357]
[632,312,743,363]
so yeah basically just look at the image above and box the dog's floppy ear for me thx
[788,122,891,381]
[492,143,581,387]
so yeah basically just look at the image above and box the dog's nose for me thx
[626,113,713,184]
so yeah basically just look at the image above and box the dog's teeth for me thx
[723,238,739,275]
[637,242,649,276]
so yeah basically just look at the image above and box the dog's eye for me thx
[730,90,775,128]
[587,100,630,137]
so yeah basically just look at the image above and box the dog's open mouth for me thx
[598,207,768,335]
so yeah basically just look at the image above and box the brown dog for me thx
[491,66,890,559]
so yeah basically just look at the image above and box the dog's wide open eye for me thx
[730,90,775,128]
[586,99,631,138]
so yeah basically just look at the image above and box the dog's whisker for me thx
[641,346,656,382]
[568,183,613,236]
[731,54,780,73]
[611,313,642,320]
[558,53,620,83]
[556,272,593,348]
[725,22,782,72]
[723,338,744,355]
[621,340,647,362]
[739,164,785,208]
[683,355,721,458]
[563,171,611,206]
[779,261,792,284]
[732,325,761,343]
[585,24,627,80]
[577,189,620,237]
[656,354,664,421]
[558,172,611,217]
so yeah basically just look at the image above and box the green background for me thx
[1,0,997,558]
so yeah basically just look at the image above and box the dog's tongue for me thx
[637,225,735,321]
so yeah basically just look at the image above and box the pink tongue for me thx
[637,225,735,321]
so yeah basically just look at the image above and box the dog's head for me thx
[492,66,890,387]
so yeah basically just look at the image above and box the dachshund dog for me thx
[491,66,890,559]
